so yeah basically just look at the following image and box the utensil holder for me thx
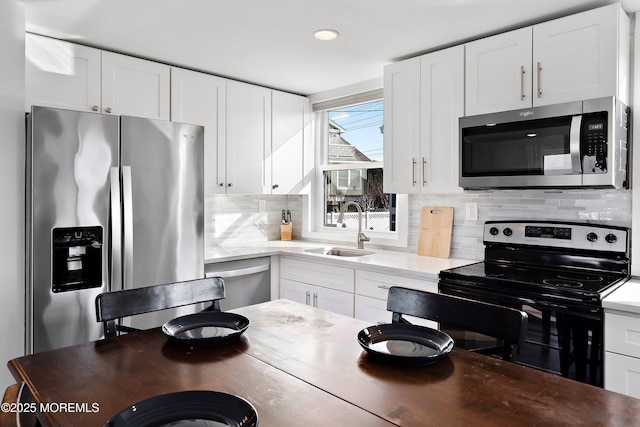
[281,223,292,241]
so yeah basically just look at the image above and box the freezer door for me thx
[27,107,119,353]
[120,116,204,329]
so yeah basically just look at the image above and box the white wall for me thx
[0,0,25,390]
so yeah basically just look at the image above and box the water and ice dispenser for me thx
[52,226,103,292]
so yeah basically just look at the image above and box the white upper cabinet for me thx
[532,3,629,107]
[465,3,630,116]
[225,80,272,194]
[26,34,171,120]
[420,46,464,193]
[271,91,311,194]
[465,28,532,116]
[25,33,101,113]
[383,57,421,194]
[383,47,463,194]
[101,51,170,120]
[170,67,226,195]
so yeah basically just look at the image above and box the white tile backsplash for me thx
[205,189,632,261]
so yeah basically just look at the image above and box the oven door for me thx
[439,280,603,386]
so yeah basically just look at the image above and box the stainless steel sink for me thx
[305,247,374,257]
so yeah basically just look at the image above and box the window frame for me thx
[301,101,408,248]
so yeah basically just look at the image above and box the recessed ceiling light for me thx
[314,29,340,41]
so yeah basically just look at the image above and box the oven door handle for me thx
[569,115,582,174]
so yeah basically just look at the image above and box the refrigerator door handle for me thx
[122,166,134,289]
[110,167,122,292]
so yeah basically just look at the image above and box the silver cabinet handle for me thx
[92,105,99,112]
[520,65,526,101]
[306,291,310,305]
[412,158,417,186]
[377,284,390,290]
[537,62,542,98]
[105,107,112,114]
[422,157,427,185]
[313,292,318,307]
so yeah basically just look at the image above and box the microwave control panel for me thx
[581,112,607,174]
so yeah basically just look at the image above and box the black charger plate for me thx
[162,312,250,347]
[357,323,454,365]
[103,390,258,427]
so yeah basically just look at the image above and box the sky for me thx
[328,100,383,162]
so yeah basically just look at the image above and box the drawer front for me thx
[281,258,354,293]
[356,270,437,300]
[605,312,640,358]
[355,295,393,324]
[605,351,640,399]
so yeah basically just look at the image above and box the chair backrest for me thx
[95,277,226,338]
[386,286,528,361]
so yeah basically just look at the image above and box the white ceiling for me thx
[16,0,640,97]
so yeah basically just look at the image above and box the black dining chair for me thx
[95,277,226,338]
[386,286,528,362]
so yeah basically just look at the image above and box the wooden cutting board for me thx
[417,206,454,258]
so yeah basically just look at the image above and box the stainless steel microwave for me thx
[459,97,629,189]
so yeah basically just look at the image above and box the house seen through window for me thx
[322,99,396,232]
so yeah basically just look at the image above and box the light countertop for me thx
[603,279,640,315]
[205,241,475,281]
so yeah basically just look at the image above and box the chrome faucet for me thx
[337,202,370,249]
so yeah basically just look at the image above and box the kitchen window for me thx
[305,93,407,247]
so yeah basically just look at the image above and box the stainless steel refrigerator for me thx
[26,106,204,354]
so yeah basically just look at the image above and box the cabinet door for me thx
[533,4,625,106]
[605,352,640,398]
[420,46,464,193]
[315,286,354,317]
[271,91,310,194]
[355,295,392,324]
[383,57,421,194]
[226,81,272,194]
[465,27,532,116]
[101,51,170,120]
[171,68,227,195]
[280,278,312,306]
[25,34,101,113]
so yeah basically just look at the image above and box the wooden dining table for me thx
[7,299,640,426]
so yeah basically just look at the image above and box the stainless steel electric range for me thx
[438,221,630,387]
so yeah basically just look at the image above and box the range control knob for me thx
[503,228,513,237]
[605,233,618,244]
[489,227,499,236]
[586,232,598,242]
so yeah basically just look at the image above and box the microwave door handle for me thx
[569,115,582,174]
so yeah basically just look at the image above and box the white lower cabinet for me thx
[281,278,354,317]
[280,258,354,317]
[604,311,640,398]
[355,270,438,329]
[279,257,445,325]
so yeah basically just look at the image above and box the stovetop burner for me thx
[542,278,584,289]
